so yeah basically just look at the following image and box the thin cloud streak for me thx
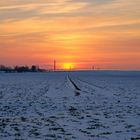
[0,0,140,69]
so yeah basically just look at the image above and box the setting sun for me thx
[0,0,140,139]
[0,0,140,70]
[63,63,75,70]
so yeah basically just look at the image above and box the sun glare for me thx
[63,63,74,70]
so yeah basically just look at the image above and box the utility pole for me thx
[70,65,71,71]
[54,60,56,71]
[92,65,95,70]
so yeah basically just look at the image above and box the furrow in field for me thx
[67,76,81,96]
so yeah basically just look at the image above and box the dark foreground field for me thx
[0,71,140,140]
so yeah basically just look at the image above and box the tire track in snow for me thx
[67,76,81,96]
[76,77,105,90]
[68,76,107,96]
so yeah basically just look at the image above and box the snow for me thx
[0,71,140,140]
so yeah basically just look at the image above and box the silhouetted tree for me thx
[14,66,30,72]
[0,65,6,71]
[0,65,45,73]
[31,65,38,72]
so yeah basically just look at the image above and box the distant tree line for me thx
[0,65,46,73]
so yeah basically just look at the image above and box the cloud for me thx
[0,0,89,22]
[0,0,140,69]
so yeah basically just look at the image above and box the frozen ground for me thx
[0,71,140,140]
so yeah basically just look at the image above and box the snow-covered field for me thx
[0,71,140,140]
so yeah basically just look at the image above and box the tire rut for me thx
[67,76,81,96]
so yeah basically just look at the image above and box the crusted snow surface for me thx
[0,71,140,140]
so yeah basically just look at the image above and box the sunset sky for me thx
[0,0,140,70]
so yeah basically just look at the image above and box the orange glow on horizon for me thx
[62,63,75,70]
[0,0,140,70]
